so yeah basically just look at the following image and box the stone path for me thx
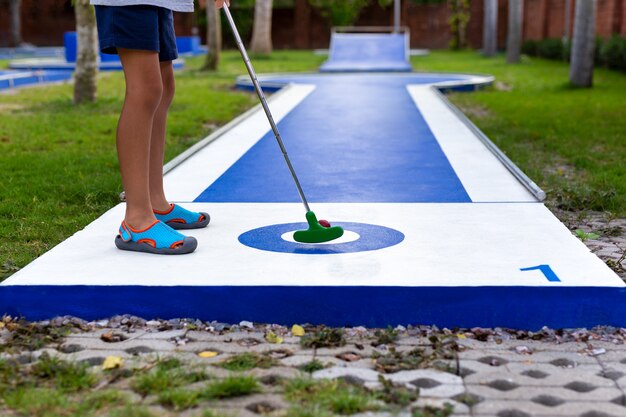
[2,317,626,417]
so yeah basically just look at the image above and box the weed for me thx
[373,335,459,374]
[575,229,601,241]
[299,359,326,373]
[203,375,261,399]
[80,389,131,412]
[0,358,23,395]
[158,388,202,410]
[376,375,419,406]
[109,404,158,417]
[0,318,70,353]
[131,359,209,396]
[372,326,399,346]
[412,403,454,417]
[301,328,345,349]
[284,377,379,415]
[32,352,96,392]
[202,410,232,417]
[285,405,333,417]
[3,386,69,417]
[218,352,276,371]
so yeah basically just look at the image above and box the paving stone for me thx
[351,412,410,417]
[136,329,188,340]
[459,349,598,365]
[385,369,463,386]
[66,328,146,340]
[465,385,622,402]
[593,349,626,363]
[467,364,612,388]
[279,353,317,367]
[61,334,173,352]
[312,366,380,382]
[473,399,626,416]
[458,339,589,353]
[411,398,469,414]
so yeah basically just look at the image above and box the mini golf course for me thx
[1,36,624,329]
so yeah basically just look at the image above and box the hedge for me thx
[521,36,626,73]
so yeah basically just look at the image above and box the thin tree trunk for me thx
[9,0,22,47]
[506,0,523,63]
[74,0,98,104]
[569,0,596,87]
[483,0,498,57]
[250,0,273,55]
[203,0,221,70]
[563,0,571,43]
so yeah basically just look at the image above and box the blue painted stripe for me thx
[2,285,626,329]
[195,77,471,203]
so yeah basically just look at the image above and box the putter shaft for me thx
[222,4,311,213]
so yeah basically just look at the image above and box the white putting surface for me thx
[3,202,621,288]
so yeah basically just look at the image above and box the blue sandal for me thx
[153,204,210,230]
[115,220,197,255]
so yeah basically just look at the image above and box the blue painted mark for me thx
[3,286,626,329]
[195,75,471,203]
[238,222,405,254]
[520,265,561,282]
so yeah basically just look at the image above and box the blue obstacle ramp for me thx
[320,31,412,73]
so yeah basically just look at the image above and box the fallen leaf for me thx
[266,331,283,344]
[336,352,361,362]
[198,351,219,358]
[456,333,466,339]
[100,332,127,343]
[291,324,305,337]
[102,356,123,370]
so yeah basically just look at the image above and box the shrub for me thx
[600,36,626,72]
[521,39,538,56]
[537,38,565,60]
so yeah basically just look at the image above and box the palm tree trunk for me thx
[250,0,273,55]
[9,0,22,47]
[74,0,98,104]
[483,0,498,57]
[569,0,596,87]
[506,0,523,63]
[203,0,222,70]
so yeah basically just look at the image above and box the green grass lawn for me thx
[413,50,626,216]
[0,49,624,281]
[0,51,324,280]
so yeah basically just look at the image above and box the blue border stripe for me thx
[2,286,626,329]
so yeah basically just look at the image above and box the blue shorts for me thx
[94,5,178,62]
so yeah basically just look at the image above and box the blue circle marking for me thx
[238,222,405,254]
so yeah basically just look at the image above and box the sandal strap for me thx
[118,220,186,249]
[154,204,202,225]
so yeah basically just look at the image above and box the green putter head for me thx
[293,211,344,244]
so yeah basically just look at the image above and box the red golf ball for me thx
[319,219,331,228]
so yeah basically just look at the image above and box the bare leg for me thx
[149,61,175,212]
[117,48,163,230]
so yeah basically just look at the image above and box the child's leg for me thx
[148,61,175,212]
[117,48,163,230]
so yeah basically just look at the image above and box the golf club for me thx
[222,3,344,244]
